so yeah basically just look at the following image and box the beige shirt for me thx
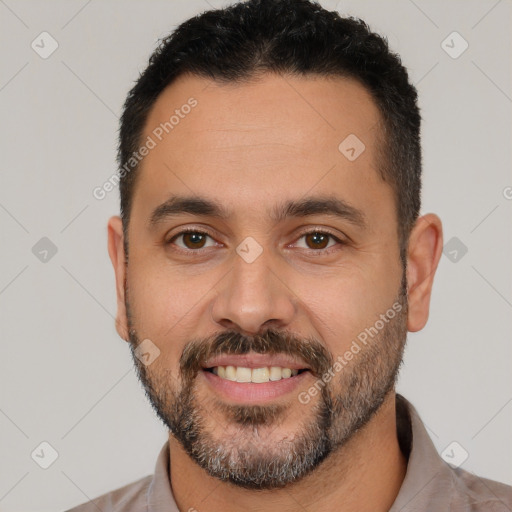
[66,395,512,511]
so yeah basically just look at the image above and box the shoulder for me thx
[394,395,512,511]
[64,474,152,512]
[450,467,512,511]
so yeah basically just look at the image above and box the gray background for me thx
[0,0,511,510]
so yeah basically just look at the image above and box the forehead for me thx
[132,72,390,225]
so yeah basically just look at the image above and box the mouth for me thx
[200,354,312,403]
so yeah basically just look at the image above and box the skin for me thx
[108,73,443,512]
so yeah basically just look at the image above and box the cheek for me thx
[126,260,217,356]
[296,266,399,351]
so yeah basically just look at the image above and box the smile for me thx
[205,365,308,383]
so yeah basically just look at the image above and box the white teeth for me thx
[269,366,282,381]
[251,367,270,383]
[236,366,252,382]
[281,368,292,379]
[225,365,237,381]
[210,365,303,383]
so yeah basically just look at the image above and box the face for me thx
[113,73,412,489]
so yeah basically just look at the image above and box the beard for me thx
[126,275,408,490]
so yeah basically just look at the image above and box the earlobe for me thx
[406,213,443,332]
[107,216,130,342]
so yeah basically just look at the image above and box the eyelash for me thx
[166,227,346,255]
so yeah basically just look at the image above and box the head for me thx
[108,0,443,490]
[119,0,423,260]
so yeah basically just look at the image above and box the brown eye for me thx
[169,230,216,250]
[182,232,207,249]
[293,230,343,252]
[304,232,331,249]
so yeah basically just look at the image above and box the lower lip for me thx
[201,369,310,403]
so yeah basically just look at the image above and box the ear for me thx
[107,216,129,342]
[406,213,443,332]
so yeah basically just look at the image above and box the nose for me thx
[209,248,297,336]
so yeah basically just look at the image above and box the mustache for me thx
[179,328,333,382]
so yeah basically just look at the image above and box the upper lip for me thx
[203,353,310,370]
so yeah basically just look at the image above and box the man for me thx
[67,0,512,510]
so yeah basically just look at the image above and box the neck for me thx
[169,392,407,512]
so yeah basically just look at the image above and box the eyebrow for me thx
[149,194,366,230]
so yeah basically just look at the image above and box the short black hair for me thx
[118,0,422,261]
